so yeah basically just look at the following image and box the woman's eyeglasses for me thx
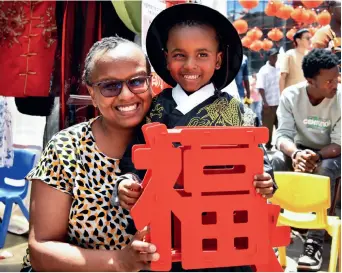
[91,75,152,97]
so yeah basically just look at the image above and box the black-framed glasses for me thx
[91,75,152,97]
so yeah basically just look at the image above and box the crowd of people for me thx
[19,2,340,272]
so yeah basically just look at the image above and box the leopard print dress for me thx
[22,117,135,269]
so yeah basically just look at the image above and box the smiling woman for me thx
[21,37,160,272]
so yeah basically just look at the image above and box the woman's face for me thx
[87,43,152,129]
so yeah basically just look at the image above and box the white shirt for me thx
[256,62,281,106]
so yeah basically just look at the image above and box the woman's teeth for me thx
[117,104,138,112]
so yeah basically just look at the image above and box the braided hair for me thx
[82,36,151,86]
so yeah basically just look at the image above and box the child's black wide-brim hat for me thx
[146,3,243,90]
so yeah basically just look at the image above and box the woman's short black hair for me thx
[302,48,340,78]
[293,28,309,47]
[82,36,151,86]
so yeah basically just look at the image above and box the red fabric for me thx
[0,1,57,97]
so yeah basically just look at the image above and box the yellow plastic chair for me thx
[270,172,341,272]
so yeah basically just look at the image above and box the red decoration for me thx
[246,27,263,41]
[276,4,294,20]
[238,0,259,10]
[265,0,282,16]
[286,28,297,41]
[267,28,284,42]
[131,123,291,271]
[233,19,248,34]
[262,38,274,51]
[291,6,309,23]
[301,0,323,9]
[317,10,331,26]
[249,40,263,52]
[305,9,317,25]
[241,36,253,48]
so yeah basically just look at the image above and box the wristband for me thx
[317,152,323,163]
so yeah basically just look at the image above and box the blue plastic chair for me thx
[0,149,36,248]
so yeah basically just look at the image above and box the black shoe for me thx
[297,239,323,271]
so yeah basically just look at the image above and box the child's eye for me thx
[173,53,185,59]
[198,53,208,58]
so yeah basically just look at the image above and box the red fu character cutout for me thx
[131,123,290,272]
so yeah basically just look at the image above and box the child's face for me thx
[166,25,222,92]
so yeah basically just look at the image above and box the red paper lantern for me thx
[249,40,263,52]
[276,4,294,20]
[291,6,309,23]
[265,0,282,16]
[233,19,248,34]
[238,0,259,10]
[267,28,284,41]
[317,10,331,26]
[301,0,323,9]
[305,9,317,25]
[262,38,274,51]
[286,28,297,41]
[246,27,263,41]
[241,36,253,48]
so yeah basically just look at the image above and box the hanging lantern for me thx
[317,10,331,26]
[262,38,274,51]
[233,19,248,34]
[276,4,294,20]
[301,0,323,9]
[249,40,263,52]
[286,28,297,41]
[267,28,284,41]
[246,27,263,41]
[241,36,253,48]
[265,0,282,16]
[238,0,259,10]
[291,6,309,23]
[306,9,317,25]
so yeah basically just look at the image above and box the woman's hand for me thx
[117,227,160,271]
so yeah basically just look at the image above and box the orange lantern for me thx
[233,19,248,34]
[267,28,284,41]
[249,40,263,52]
[276,4,294,20]
[317,10,331,26]
[301,0,323,9]
[286,28,297,41]
[241,36,253,48]
[239,0,259,10]
[246,27,263,41]
[265,0,282,16]
[291,6,309,23]
[262,38,274,51]
[305,9,317,25]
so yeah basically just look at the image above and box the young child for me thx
[116,3,277,271]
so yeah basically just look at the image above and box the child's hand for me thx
[253,173,274,199]
[118,179,142,210]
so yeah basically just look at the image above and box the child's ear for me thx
[215,52,223,70]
